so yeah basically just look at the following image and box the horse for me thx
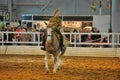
[44,27,66,73]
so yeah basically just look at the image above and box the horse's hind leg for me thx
[45,52,50,73]
[58,48,66,69]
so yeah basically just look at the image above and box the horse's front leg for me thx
[45,52,50,73]
[53,54,60,73]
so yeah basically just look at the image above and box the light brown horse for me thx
[45,27,66,73]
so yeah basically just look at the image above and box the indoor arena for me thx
[0,0,120,80]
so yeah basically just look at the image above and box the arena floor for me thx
[0,54,120,80]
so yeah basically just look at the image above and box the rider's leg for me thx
[41,33,46,51]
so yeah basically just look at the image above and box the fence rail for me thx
[0,32,120,48]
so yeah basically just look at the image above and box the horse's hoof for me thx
[53,71,57,74]
[53,69,57,74]
[46,69,50,74]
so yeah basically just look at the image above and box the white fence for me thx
[0,32,120,48]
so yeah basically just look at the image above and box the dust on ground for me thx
[0,55,120,80]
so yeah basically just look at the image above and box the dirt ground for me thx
[0,55,120,80]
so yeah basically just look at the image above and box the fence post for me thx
[112,33,115,48]
[6,31,8,42]
[74,33,77,47]
[2,32,4,46]
[38,32,40,46]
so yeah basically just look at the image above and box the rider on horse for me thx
[41,9,64,51]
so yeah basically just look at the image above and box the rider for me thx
[41,9,64,51]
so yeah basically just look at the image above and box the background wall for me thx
[112,0,120,33]
[93,15,110,32]
[0,0,114,32]
[0,0,111,20]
